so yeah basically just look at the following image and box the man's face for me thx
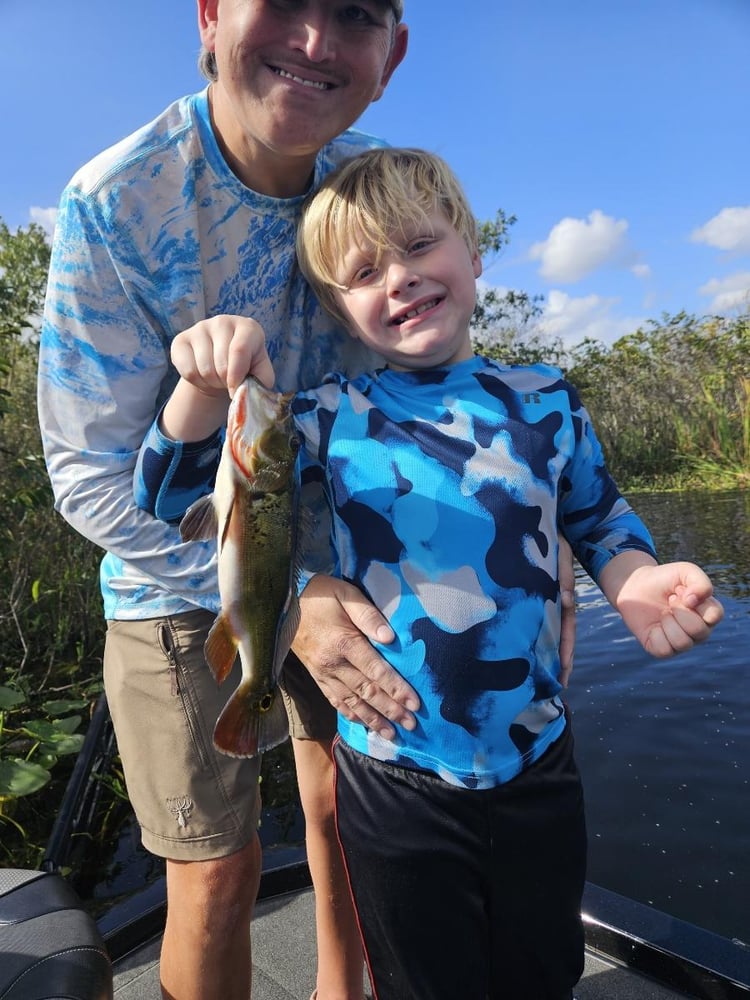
[198,0,408,194]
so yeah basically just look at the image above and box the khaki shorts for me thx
[103,610,335,862]
[279,649,337,741]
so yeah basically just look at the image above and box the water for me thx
[564,488,750,943]
[89,488,750,944]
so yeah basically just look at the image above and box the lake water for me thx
[89,488,750,944]
[564,488,750,943]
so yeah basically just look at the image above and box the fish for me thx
[179,375,301,758]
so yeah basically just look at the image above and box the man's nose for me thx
[296,12,336,62]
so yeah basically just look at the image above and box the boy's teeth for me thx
[398,299,439,324]
[275,68,329,90]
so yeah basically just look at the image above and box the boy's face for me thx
[333,208,483,371]
[198,0,407,195]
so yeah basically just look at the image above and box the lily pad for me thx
[22,716,84,755]
[0,758,51,799]
[42,699,88,716]
[0,687,26,710]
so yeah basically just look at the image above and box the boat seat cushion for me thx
[0,869,112,1000]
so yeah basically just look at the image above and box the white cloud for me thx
[529,210,633,283]
[691,206,750,253]
[535,289,643,347]
[698,272,750,313]
[30,206,57,237]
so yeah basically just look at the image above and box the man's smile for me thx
[271,65,334,90]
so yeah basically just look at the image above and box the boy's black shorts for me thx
[333,722,586,1000]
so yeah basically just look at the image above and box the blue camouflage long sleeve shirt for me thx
[136,355,657,786]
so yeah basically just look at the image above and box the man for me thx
[39,4,409,998]
[38,4,575,998]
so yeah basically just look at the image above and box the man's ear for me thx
[197,0,219,50]
[373,23,409,102]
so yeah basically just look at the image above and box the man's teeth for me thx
[275,68,329,90]
[396,299,439,324]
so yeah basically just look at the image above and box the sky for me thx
[3,0,750,347]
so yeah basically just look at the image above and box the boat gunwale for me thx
[99,861,750,999]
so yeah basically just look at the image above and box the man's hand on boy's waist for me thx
[293,574,420,739]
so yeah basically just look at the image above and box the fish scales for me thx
[180,375,301,758]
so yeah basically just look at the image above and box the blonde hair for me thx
[297,147,478,329]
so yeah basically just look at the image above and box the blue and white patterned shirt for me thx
[37,88,384,620]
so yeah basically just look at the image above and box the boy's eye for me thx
[408,237,435,254]
[351,263,378,285]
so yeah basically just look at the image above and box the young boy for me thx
[139,148,723,999]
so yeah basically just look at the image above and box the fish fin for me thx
[179,494,218,542]
[204,614,238,685]
[267,498,308,680]
[213,683,289,758]
[291,504,316,580]
[297,502,315,538]
[250,462,290,494]
[273,593,301,682]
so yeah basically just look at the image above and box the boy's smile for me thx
[335,208,482,371]
[390,296,444,326]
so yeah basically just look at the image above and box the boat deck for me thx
[110,884,699,1000]
[25,694,748,999]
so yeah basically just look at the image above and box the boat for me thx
[2,694,749,999]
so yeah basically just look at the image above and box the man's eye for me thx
[269,0,305,11]
[339,5,376,25]
[409,238,434,254]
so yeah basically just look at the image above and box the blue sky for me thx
[4,0,749,346]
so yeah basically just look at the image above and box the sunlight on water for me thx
[565,489,750,942]
[91,491,750,944]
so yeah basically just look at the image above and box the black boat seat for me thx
[0,869,112,1000]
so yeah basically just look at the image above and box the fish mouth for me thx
[228,378,298,486]
[391,297,443,326]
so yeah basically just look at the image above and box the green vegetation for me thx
[474,303,750,492]
[1,221,106,866]
[1,217,748,872]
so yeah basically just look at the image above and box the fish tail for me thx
[204,614,238,685]
[213,684,289,759]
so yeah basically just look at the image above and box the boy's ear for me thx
[472,249,483,279]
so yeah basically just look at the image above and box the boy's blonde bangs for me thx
[297,149,478,326]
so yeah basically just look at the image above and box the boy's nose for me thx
[387,263,420,296]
